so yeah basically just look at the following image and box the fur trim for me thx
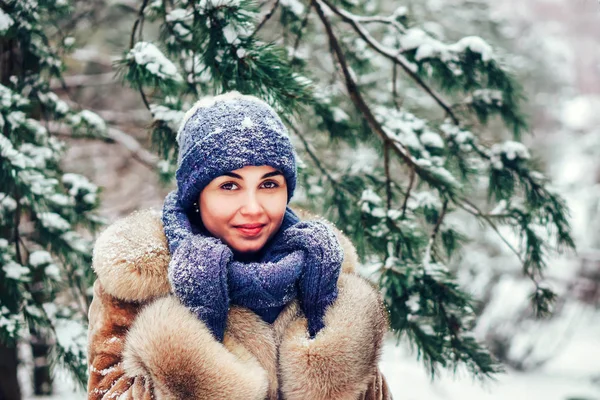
[226,306,279,400]
[278,273,388,400]
[92,209,171,301]
[122,296,268,400]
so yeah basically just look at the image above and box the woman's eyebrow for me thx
[222,172,243,179]
[220,171,283,180]
[261,171,283,179]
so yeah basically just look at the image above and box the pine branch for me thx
[282,115,340,189]
[14,193,22,265]
[324,5,406,34]
[384,143,392,211]
[291,1,314,61]
[454,196,524,263]
[423,199,448,267]
[401,168,415,219]
[130,0,151,110]
[252,0,281,37]
[313,0,448,188]
[317,0,460,125]
[392,63,402,111]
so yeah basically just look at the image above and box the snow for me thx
[19,143,55,169]
[332,107,349,122]
[471,89,504,105]
[450,36,494,62]
[7,110,26,127]
[392,6,408,18]
[62,173,98,199]
[79,110,106,132]
[412,191,442,210]
[292,73,313,87]
[17,171,58,196]
[492,140,531,161]
[60,231,91,253]
[400,29,494,64]
[44,264,61,280]
[166,8,192,22]
[150,104,185,128]
[198,0,241,9]
[280,0,305,16]
[420,131,445,149]
[3,261,30,280]
[379,332,600,400]
[1,134,35,169]
[38,212,70,232]
[223,25,240,45]
[560,95,600,131]
[54,318,87,358]
[360,188,383,205]
[241,116,254,129]
[29,250,53,267]
[0,306,22,335]
[0,193,17,212]
[0,8,14,33]
[49,193,74,206]
[127,42,183,82]
[38,92,70,115]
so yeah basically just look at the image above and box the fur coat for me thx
[87,209,392,400]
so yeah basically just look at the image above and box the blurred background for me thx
[2,0,599,399]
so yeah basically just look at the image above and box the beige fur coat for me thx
[87,209,392,400]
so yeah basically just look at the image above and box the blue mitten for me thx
[168,235,233,341]
[278,221,344,338]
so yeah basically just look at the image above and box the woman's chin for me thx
[229,239,266,255]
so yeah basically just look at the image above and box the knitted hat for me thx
[175,91,297,212]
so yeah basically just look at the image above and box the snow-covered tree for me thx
[0,0,105,396]
[118,0,575,378]
[394,0,599,373]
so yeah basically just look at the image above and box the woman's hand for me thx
[168,235,233,341]
[278,221,344,337]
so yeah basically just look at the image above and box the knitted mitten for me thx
[168,235,233,341]
[277,221,344,338]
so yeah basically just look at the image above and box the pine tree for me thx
[117,0,574,379]
[0,0,105,395]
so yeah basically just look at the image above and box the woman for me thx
[87,91,392,399]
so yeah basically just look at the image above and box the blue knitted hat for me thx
[175,91,297,212]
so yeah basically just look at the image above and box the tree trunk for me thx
[0,342,21,400]
[30,333,52,396]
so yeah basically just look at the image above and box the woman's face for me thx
[199,165,288,254]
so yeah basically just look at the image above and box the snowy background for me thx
[13,0,600,398]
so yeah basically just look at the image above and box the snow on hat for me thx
[175,91,297,212]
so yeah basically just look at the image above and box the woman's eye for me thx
[220,182,239,190]
[261,180,279,189]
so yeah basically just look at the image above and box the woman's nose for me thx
[240,191,262,215]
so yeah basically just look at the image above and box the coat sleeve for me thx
[277,273,391,400]
[87,282,270,400]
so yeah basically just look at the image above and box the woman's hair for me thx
[173,91,298,214]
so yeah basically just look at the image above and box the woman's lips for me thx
[234,224,266,237]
